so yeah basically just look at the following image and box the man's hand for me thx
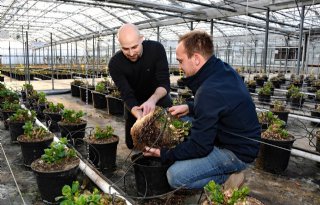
[168,104,189,118]
[143,146,160,157]
[138,99,156,117]
[131,106,143,119]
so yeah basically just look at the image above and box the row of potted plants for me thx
[70,79,124,115]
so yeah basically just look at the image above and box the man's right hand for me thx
[131,106,143,119]
[168,104,189,118]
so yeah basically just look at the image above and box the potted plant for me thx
[255,75,265,87]
[257,111,282,132]
[56,181,126,205]
[258,85,271,103]
[21,83,34,101]
[258,121,295,174]
[277,73,286,84]
[43,102,64,132]
[270,100,290,125]
[31,138,80,204]
[8,109,36,143]
[106,88,124,115]
[58,109,87,146]
[17,121,54,167]
[84,125,119,173]
[290,88,305,107]
[92,81,108,109]
[36,91,48,120]
[270,76,281,88]
[286,85,298,100]
[1,100,20,130]
[247,80,256,93]
[203,180,263,205]
[70,79,84,97]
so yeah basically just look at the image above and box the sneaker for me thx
[223,171,245,191]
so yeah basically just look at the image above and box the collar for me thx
[182,55,219,93]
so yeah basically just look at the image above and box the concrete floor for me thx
[0,77,320,205]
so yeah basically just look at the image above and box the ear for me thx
[139,35,144,42]
[194,53,200,66]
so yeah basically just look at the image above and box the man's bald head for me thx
[117,23,144,62]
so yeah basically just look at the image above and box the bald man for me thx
[108,23,172,149]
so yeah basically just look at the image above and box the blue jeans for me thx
[166,147,247,189]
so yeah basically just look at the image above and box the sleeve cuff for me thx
[160,147,176,164]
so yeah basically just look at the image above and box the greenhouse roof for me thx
[0,0,319,47]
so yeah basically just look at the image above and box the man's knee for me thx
[167,166,184,188]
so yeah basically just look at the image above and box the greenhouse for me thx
[0,0,319,204]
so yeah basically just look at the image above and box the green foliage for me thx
[315,90,320,101]
[95,82,107,93]
[247,80,256,87]
[109,89,121,98]
[23,121,50,139]
[71,80,84,86]
[204,180,250,205]
[9,109,36,122]
[272,100,286,112]
[286,85,299,98]
[94,125,114,139]
[170,118,192,137]
[22,83,33,92]
[1,100,20,111]
[46,102,64,113]
[0,89,19,102]
[41,138,76,164]
[258,111,283,126]
[38,92,47,104]
[57,181,125,205]
[263,121,289,140]
[258,85,271,96]
[61,109,84,124]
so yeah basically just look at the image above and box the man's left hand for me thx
[138,100,156,117]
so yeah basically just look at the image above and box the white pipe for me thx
[291,148,320,163]
[32,113,133,205]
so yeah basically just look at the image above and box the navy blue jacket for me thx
[161,55,261,163]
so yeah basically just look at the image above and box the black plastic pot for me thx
[17,136,53,167]
[258,94,271,103]
[256,79,264,87]
[2,110,16,130]
[80,86,95,103]
[58,121,87,145]
[310,110,320,127]
[258,137,295,174]
[247,86,256,93]
[272,110,290,125]
[31,159,79,204]
[107,96,124,115]
[84,136,119,172]
[92,91,107,109]
[8,121,25,143]
[132,154,171,196]
[71,84,80,97]
[43,111,62,132]
[290,98,305,107]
